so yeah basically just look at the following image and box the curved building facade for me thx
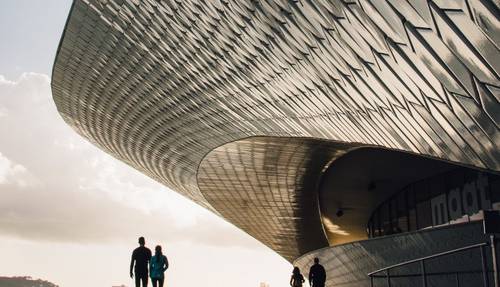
[52,0,500,285]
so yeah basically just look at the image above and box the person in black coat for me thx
[130,237,152,287]
[308,257,326,287]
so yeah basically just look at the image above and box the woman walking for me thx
[290,267,305,287]
[150,245,169,287]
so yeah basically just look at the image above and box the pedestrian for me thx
[130,237,152,287]
[290,267,305,287]
[150,245,169,287]
[309,257,326,287]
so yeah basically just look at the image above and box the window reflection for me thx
[367,168,499,238]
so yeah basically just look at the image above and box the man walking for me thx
[130,237,152,287]
[309,257,326,287]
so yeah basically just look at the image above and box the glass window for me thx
[446,168,465,195]
[407,186,416,208]
[491,174,500,209]
[380,203,391,235]
[473,171,492,210]
[397,190,408,232]
[429,176,445,198]
[417,200,432,229]
[367,220,373,238]
[368,169,497,237]
[415,180,430,202]
[447,187,462,220]
[408,208,417,231]
[407,186,417,231]
[374,211,381,237]
[391,198,399,231]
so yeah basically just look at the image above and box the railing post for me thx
[387,269,391,287]
[455,272,460,287]
[481,245,490,287]
[491,235,499,287]
[370,275,374,287]
[421,260,427,287]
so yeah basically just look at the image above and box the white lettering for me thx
[462,181,479,215]
[476,173,491,209]
[431,194,448,225]
[448,188,462,220]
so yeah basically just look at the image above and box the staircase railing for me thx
[367,242,490,287]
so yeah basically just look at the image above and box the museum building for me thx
[52,0,500,286]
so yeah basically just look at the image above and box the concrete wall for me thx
[295,222,498,287]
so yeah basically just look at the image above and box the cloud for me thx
[0,152,35,186]
[0,152,21,183]
[0,75,15,85]
[0,73,257,249]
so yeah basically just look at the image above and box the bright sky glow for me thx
[0,1,292,286]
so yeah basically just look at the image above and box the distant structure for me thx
[260,282,269,287]
[52,1,500,286]
[0,276,58,287]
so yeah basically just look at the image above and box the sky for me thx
[0,1,291,286]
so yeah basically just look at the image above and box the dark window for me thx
[398,190,409,232]
[448,188,462,220]
[391,198,399,231]
[407,186,417,231]
[451,198,458,211]
[415,180,430,202]
[368,169,497,237]
[375,211,381,237]
[368,220,373,238]
[446,169,465,196]
[434,205,439,224]
[408,208,417,231]
[466,192,474,206]
[475,172,492,210]
[491,174,500,206]
[380,203,391,235]
[417,200,432,229]
[429,177,445,198]
[407,186,416,209]
[440,204,445,224]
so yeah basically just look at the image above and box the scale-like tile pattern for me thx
[52,0,500,261]
[198,137,353,260]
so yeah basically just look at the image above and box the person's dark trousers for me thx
[152,278,164,287]
[135,274,148,287]
[312,283,325,287]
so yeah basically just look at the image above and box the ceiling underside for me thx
[317,147,465,245]
[197,136,354,260]
[52,0,499,261]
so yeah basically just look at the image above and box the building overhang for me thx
[52,0,500,262]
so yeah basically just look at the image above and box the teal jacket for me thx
[149,255,169,279]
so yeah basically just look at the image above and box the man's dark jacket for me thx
[309,263,326,287]
[130,246,152,277]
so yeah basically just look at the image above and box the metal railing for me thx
[367,242,490,287]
